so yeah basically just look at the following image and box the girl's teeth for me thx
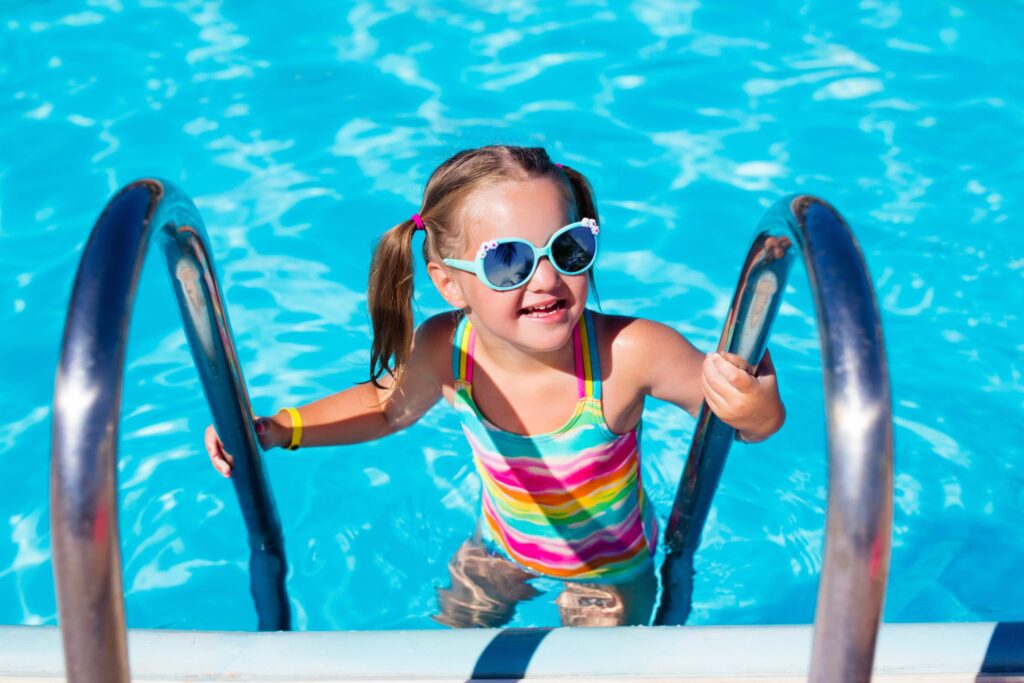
[524,301,561,316]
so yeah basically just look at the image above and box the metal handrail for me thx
[654,195,893,683]
[50,179,290,683]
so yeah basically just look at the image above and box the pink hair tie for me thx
[555,163,564,169]
[411,213,425,230]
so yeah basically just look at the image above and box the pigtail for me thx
[555,163,599,226]
[367,219,419,387]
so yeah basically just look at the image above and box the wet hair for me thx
[366,144,600,386]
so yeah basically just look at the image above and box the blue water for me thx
[1,1,1022,631]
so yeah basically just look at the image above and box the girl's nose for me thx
[528,257,561,290]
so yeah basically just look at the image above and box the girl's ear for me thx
[427,261,469,309]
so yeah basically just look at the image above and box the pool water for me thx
[1,1,1021,631]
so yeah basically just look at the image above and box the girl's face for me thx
[436,176,589,355]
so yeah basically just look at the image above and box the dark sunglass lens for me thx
[483,241,535,288]
[551,227,596,274]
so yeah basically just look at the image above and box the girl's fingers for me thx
[210,450,231,478]
[701,374,729,418]
[215,441,234,474]
[703,354,742,400]
[212,448,231,478]
[204,425,217,454]
[254,417,274,450]
[717,351,756,375]
[216,450,233,478]
[711,353,756,392]
[204,425,233,478]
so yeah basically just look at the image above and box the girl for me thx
[205,145,785,627]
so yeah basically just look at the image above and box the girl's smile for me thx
[519,298,568,321]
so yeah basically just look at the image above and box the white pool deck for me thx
[2,621,1022,682]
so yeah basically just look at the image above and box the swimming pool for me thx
[1,0,1021,633]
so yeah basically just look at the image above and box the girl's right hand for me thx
[204,415,287,478]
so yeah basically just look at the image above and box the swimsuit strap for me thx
[452,310,601,401]
[579,309,602,401]
[452,314,475,385]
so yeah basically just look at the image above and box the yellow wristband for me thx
[283,407,302,451]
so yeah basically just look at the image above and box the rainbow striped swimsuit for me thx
[451,310,658,582]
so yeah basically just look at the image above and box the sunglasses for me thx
[442,219,600,291]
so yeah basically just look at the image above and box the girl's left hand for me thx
[700,350,785,443]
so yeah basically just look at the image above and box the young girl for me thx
[205,145,785,628]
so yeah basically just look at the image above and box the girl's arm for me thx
[622,318,785,443]
[263,314,449,446]
[206,313,452,477]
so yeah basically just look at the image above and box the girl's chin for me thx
[513,309,579,353]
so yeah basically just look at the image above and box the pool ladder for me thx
[655,195,894,683]
[50,180,290,681]
[50,183,892,682]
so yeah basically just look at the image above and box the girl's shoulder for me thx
[590,311,703,388]
[412,310,463,385]
[590,311,693,356]
[417,309,462,338]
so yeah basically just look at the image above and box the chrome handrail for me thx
[654,195,893,683]
[50,179,290,683]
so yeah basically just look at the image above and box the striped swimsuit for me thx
[451,310,658,583]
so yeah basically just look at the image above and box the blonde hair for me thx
[366,145,599,386]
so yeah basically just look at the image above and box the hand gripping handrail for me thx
[654,195,894,682]
[50,179,290,683]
